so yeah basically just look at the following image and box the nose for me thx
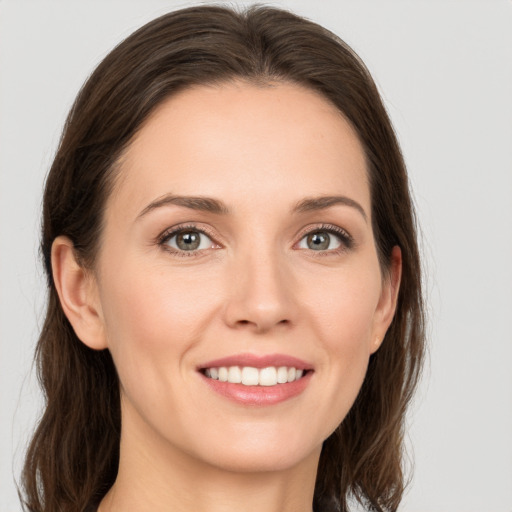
[223,248,297,334]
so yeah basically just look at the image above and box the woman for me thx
[22,5,425,512]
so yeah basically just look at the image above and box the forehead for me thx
[111,81,370,216]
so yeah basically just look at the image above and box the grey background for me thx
[1,1,511,510]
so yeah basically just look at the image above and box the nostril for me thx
[236,319,289,327]
[237,318,290,325]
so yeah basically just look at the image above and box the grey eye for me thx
[298,231,342,251]
[167,230,213,251]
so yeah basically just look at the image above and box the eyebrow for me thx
[137,193,367,222]
[137,194,230,219]
[293,195,368,222]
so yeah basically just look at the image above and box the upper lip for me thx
[198,353,313,370]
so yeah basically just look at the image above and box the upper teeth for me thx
[205,366,305,386]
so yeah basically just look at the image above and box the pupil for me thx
[308,232,330,250]
[177,231,200,250]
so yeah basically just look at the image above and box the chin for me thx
[184,425,324,474]
[201,445,319,474]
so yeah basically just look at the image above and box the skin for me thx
[52,82,401,512]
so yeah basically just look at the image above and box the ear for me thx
[370,245,402,354]
[51,236,108,350]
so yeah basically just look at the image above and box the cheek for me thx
[302,262,382,428]
[96,258,223,437]
[97,255,221,386]
[102,264,215,341]
[307,262,382,349]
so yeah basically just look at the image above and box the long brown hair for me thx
[22,5,425,512]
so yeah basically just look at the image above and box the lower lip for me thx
[201,372,313,406]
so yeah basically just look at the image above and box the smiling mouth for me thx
[201,366,309,387]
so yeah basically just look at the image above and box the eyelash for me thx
[295,224,354,256]
[156,223,354,257]
[157,224,219,258]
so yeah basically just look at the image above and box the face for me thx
[87,82,399,473]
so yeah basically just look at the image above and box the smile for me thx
[198,354,314,405]
[203,366,306,386]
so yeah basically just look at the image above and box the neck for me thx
[99,405,320,512]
